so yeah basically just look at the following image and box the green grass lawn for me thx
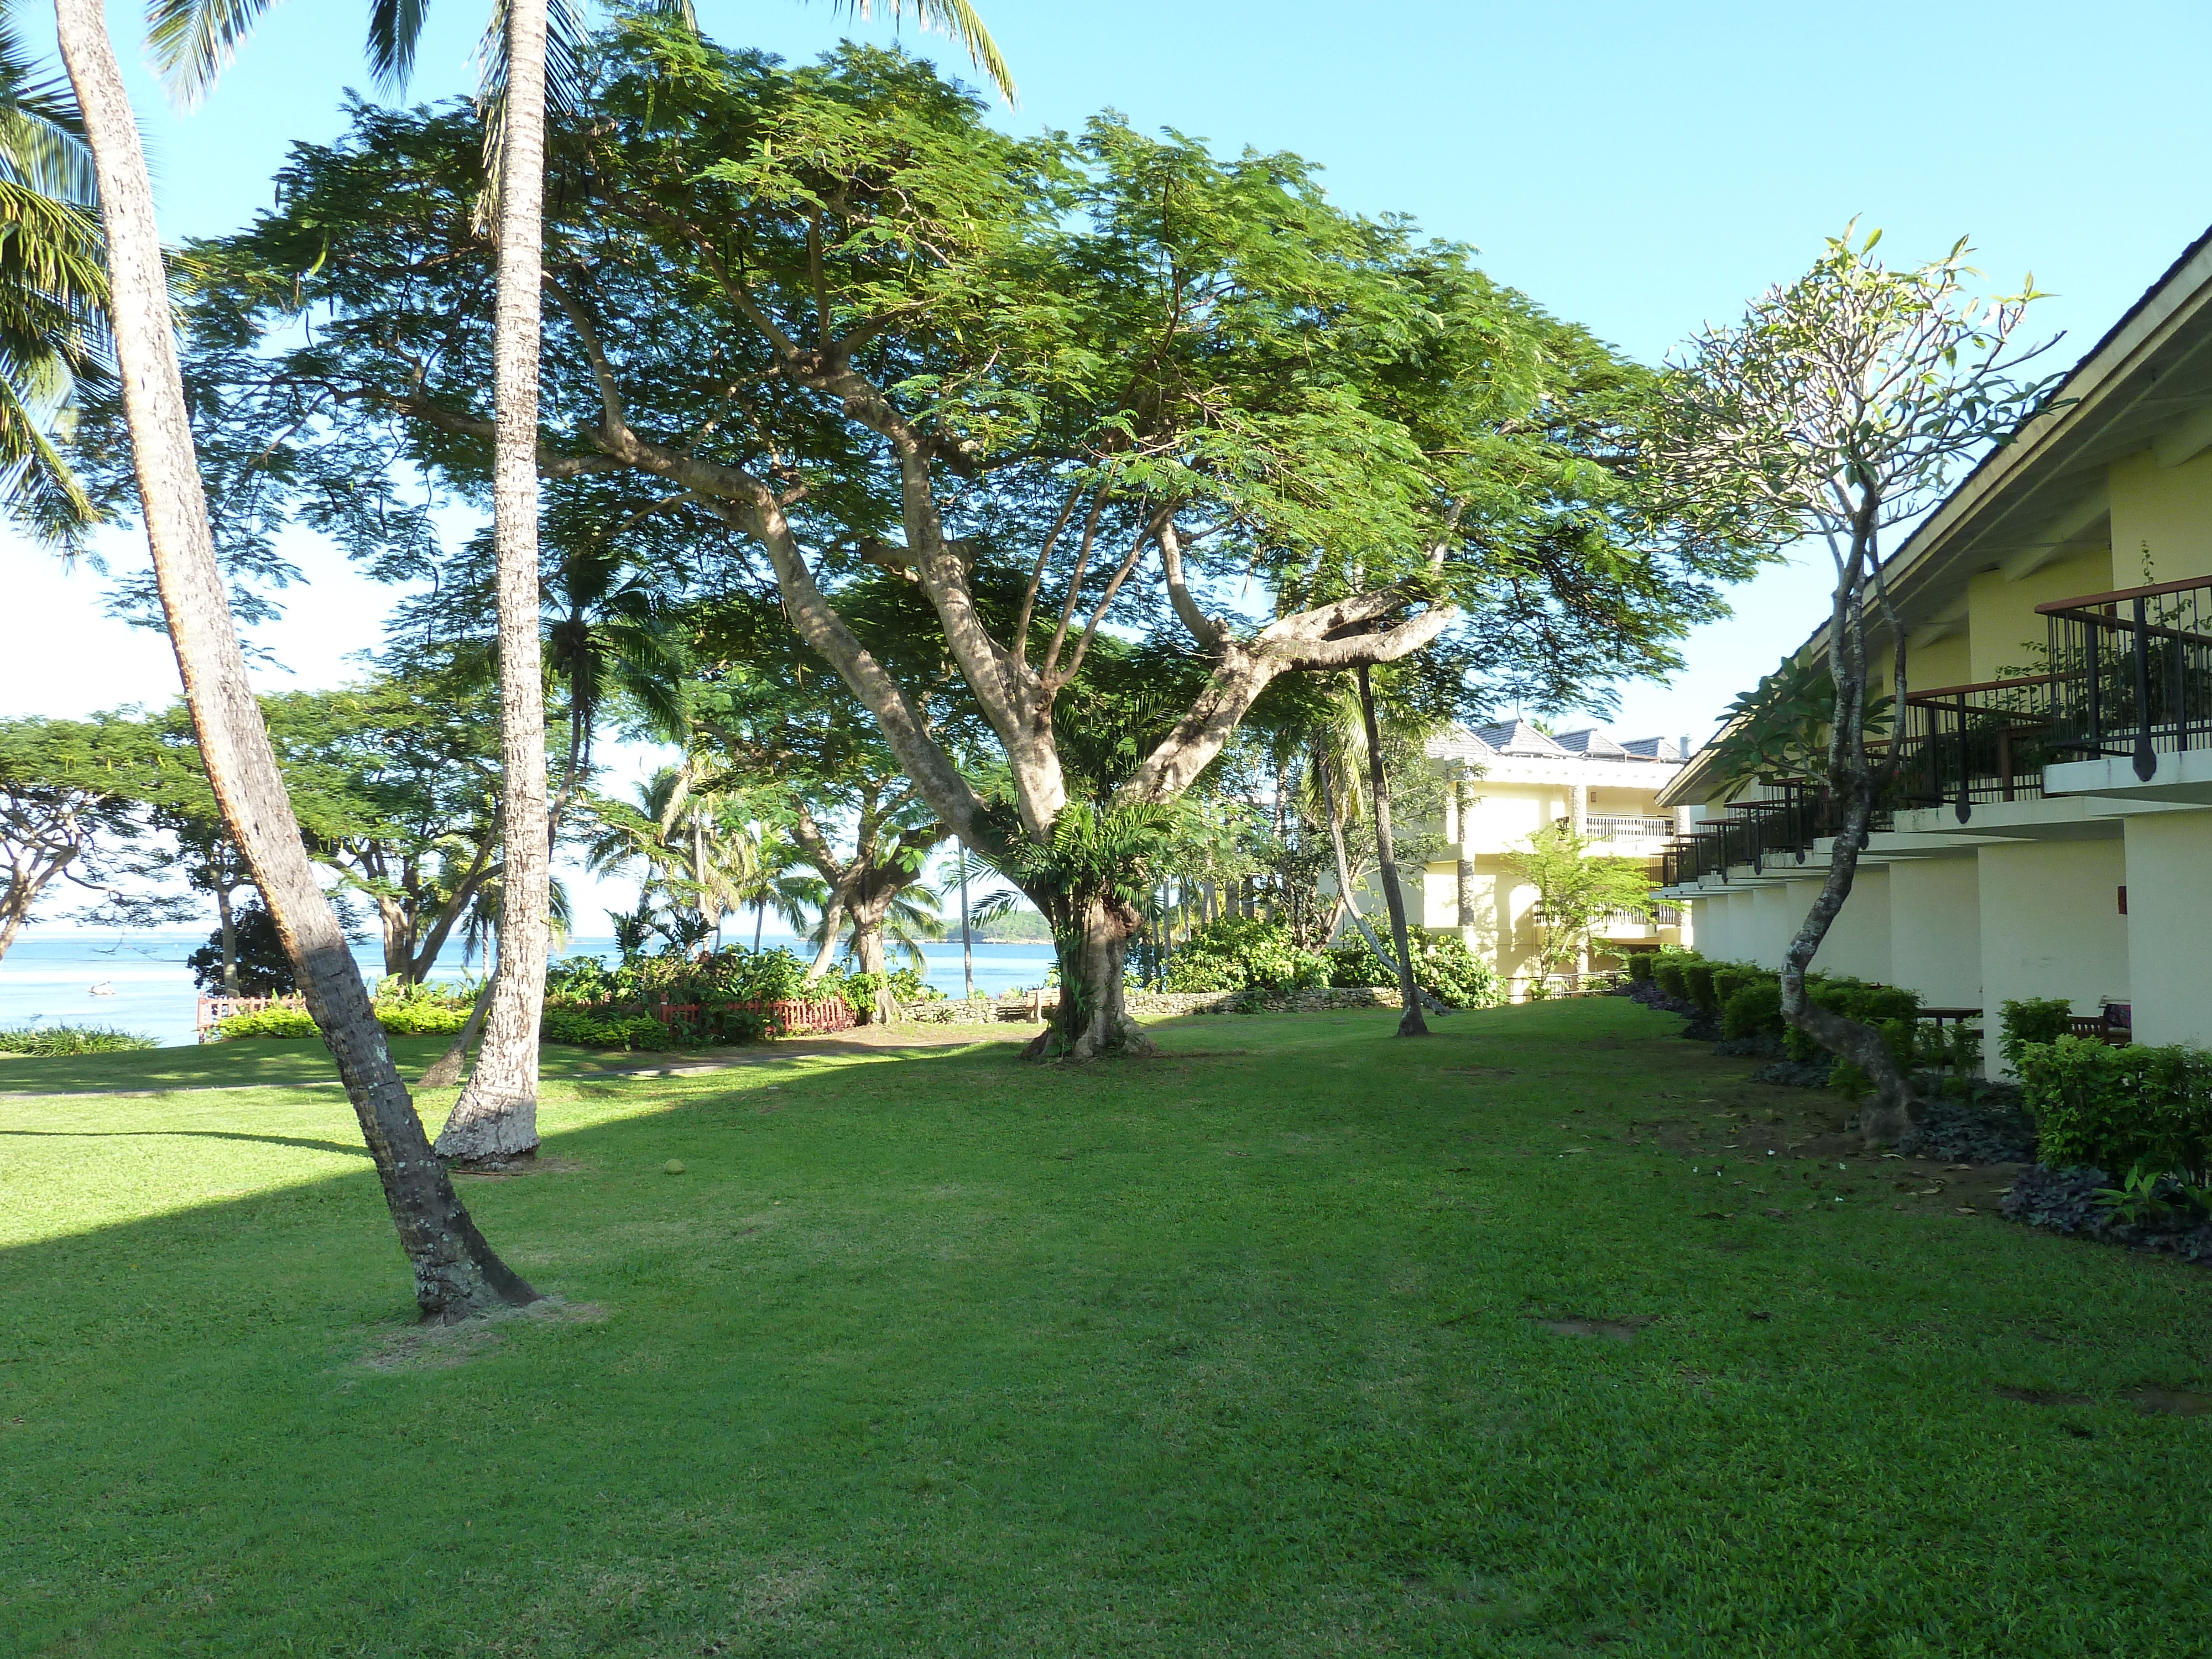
[4,999,2209,1656]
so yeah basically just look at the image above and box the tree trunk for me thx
[1777,512,1922,1145]
[1024,894,1155,1061]
[215,884,238,995]
[54,0,534,1319]
[378,896,413,985]
[847,910,899,1024]
[959,850,973,999]
[435,0,551,1165]
[420,974,495,1089]
[804,899,844,982]
[1357,666,1427,1037]
[1454,780,1478,952]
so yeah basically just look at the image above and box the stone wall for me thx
[897,985,1406,1025]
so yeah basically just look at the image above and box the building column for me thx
[1978,838,2128,1078]
[1570,782,1588,837]
[2124,810,2212,1048]
[1455,779,1478,947]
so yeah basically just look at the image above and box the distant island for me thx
[961,906,1052,943]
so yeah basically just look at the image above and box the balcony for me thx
[1891,676,2054,823]
[2039,574,2212,800]
[1658,782,1841,889]
[1584,813,1676,842]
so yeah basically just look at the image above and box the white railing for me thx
[1584,815,1675,840]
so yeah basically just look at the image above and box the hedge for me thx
[2020,1036,2212,1180]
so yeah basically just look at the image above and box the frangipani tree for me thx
[1662,226,2057,1139]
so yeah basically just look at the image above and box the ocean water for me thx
[0,927,1059,1050]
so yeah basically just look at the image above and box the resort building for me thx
[1415,721,1693,997]
[1653,227,2212,1066]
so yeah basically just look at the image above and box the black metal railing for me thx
[2042,575,2212,780]
[1891,676,2054,822]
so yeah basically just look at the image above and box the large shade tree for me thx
[144,0,1008,1160]
[167,29,1761,1057]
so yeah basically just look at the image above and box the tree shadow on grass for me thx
[0,1129,372,1159]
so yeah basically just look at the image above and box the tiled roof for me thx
[1469,719,1564,755]
[1425,723,1689,766]
[1424,727,1499,763]
[1552,729,1628,757]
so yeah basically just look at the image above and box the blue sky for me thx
[7,0,2210,919]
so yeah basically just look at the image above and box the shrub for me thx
[1324,938,1395,989]
[2000,998,2074,1072]
[1324,932,1503,1009]
[1625,953,1655,983]
[1721,980,1784,1039]
[0,1024,158,1057]
[1708,965,1757,1009]
[1683,963,1720,1013]
[371,1001,472,1037]
[213,1007,320,1040]
[1653,957,1692,1001]
[1167,917,1327,994]
[1410,933,1503,1010]
[541,1009,670,1050]
[1782,977,1923,1063]
[2018,1036,2212,1179]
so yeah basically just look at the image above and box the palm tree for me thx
[51,0,534,1317]
[0,7,106,544]
[542,542,687,801]
[935,846,1016,999]
[585,765,762,942]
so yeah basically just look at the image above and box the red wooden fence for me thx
[644,998,858,1036]
[200,992,859,1041]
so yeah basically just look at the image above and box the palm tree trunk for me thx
[1356,666,1427,1037]
[959,846,973,1000]
[435,0,551,1163]
[215,884,238,995]
[53,0,534,1319]
[1317,748,1404,977]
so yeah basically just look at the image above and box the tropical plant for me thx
[0,1022,153,1056]
[0,6,107,544]
[1504,820,1655,988]
[52,0,534,1316]
[1662,225,2059,1142]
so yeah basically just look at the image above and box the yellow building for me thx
[1654,226,2212,1068]
[1416,721,1693,998]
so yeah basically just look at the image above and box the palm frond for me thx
[831,0,1013,103]
[145,0,283,106]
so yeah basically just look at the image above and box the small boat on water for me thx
[88,982,116,997]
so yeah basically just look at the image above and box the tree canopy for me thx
[124,25,1765,1052]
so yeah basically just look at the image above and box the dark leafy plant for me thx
[1164,917,1327,994]
[2000,998,2074,1073]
